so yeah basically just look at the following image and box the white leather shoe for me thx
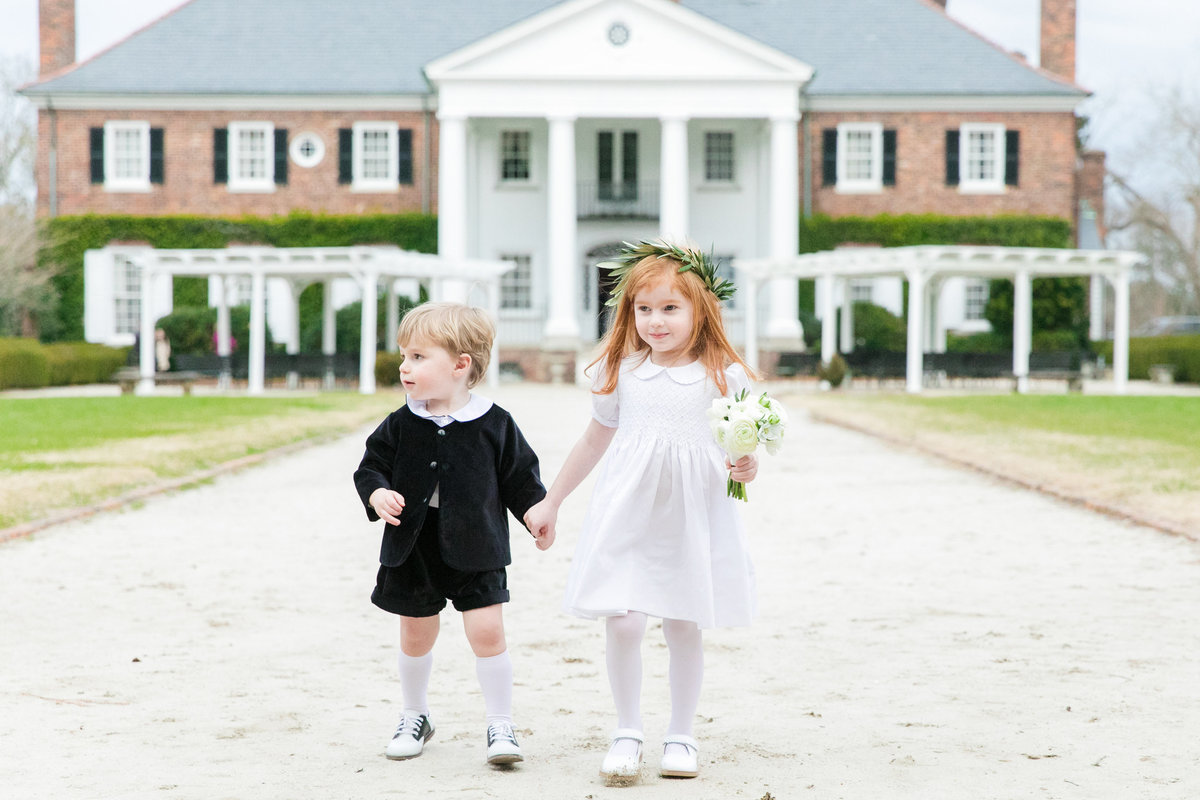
[660,734,699,778]
[385,713,434,760]
[599,728,644,787]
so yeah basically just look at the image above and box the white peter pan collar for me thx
[628,356,707,384]
[407,393,493,422]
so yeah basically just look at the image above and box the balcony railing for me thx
[577,181,659,220]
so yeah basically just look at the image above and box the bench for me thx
[1009,352,1085,393]
[113,367,202,395]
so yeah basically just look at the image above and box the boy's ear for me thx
[455,353,472,374]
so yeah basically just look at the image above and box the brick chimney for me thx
[38,0,76,77]
[928,0,947,7]
[1040,0,1076,82]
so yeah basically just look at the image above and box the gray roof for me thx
[23,0,1081,98]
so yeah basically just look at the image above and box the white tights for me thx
[605,612,704,757]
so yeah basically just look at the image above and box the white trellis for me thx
[120,245,512,395]
[735,245,1145,393]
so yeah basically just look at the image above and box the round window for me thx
[608,22,630,47]
[289,133,325,168]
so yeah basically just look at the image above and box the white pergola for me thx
[128,245,512,395]
[736,245,1146,393]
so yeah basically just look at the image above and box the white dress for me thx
[563,355,757,629]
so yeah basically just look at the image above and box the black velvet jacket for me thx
[353,403,546,571]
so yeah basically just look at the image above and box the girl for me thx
[524,240,758,786]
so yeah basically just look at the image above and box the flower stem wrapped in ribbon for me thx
[707,389,788,501]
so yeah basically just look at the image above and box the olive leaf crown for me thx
[602,239,736,308]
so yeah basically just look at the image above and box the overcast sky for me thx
[2,0,1198,182]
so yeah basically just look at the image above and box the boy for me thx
[353,302,552,766]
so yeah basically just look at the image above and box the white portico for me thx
[424,0,814,357]
[736,246,1145,394]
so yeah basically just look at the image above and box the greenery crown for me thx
[602,239,736,307]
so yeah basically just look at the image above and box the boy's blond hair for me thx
[396,302,495,388]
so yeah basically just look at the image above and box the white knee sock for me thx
[476,650,514,725]
[606,611,647,758]
[663,618,704,740]
[398,651,433,717]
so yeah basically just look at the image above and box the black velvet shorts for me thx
[370,508,509,617]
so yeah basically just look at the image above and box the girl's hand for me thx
[369,487,405,526]
[726,454,758,483]
[524,499,558,551]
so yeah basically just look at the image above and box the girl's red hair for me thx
[589,254,754,395]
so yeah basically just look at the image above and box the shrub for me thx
[375,351,404,387]
[1093,335,1200,383]
[852,302,906,352]
[817,353,848,387]
[43,342,128,385]
[946,332,1009,353]
[156,305,260,357]
[0,337,50,389]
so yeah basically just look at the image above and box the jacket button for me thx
[429,461,437,469]
[437,429,446,436]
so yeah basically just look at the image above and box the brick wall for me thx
[808,110,1078,221]
[36,109,438,218]
[38,0,74,76]
[1040,0,1076,83]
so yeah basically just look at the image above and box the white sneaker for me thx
[385,713,434,760]
[659,734,699,778]
[486,720,524,765]
[599,728,644,787]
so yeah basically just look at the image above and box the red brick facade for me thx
[808,110,1079,221]
[37,109,438,218]
[1040,0,1076,83]
[37,0,74,77]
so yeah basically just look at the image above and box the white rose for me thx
[726,416,760,458]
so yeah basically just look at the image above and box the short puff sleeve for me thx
[590,361,620,428]
[724,363,753,399]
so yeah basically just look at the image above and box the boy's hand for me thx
[727,454,758,483]
[369,488,405,526]
[524,500,557,551]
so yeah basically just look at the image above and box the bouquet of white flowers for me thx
[707,389,788,501]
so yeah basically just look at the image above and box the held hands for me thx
[523,499,558,551]
[726,453,758,484]
[369,487,405,526]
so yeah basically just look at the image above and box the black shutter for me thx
[149,127,165,184]
[397,128,413,185]
[1005,129,1020,186]
[338,128,352,185]
[821,128,837,186]
[89,127,105,184]
[882,129,897,186]
[213,128,228,184]
[274,128,288,185]
[622,130,638,184]
[945,130,960,186]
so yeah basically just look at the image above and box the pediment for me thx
[425,0,813,84]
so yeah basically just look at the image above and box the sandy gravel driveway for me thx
[2,383,1197,799]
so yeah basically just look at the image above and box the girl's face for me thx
[398,335,469,409]
[633,279,694,366]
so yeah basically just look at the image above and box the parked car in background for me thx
[1134,316,1200,336]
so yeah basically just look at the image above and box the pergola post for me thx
[285,279,303,390]
[359,269,378,395]
[248,269,266,395]
[905,268,925,394]
[819,273,836,365]
[1012,270,1032,394]
[1112,269,1130,393]
[215,274,233,390]
[386,280,400,353]
[137,261,156,395]
[322,281,336,390]
[838,278,854,354]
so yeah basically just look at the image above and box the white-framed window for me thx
[113,254,142,335]
[959,123,1006,193]
[353,121,399,191]
[836,122,883,193]
[704,131,735,183]
[500,130,531,182]
[964,279,989,320]
[104,121,151,191]
[499,254,534,311]
[228,121,275,192]
[850,279,874,304]
[289,132,325,168]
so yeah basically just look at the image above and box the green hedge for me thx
[1093,335,1200,383]
[375,351,404,387]
[41,212,439,342]
[0,338,126,389]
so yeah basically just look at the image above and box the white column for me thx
[905,269,925,394]
[437,114,470,304]
[543,114,580,342]
[838,279,854,354]
[659,115,689,241]
[385,281,400,352]
[1089,274,1106,341]
[766,115,802,341]
[744,273,760,371]
[1112,270,1130,393]
[819,274,836,364]
[248,269,266,395]
[286,280,302,390]
[485,277,501,388]
[1012,270,1032,394]
[322,280,336,390]
[359,270,378,395]
[137,261,156,395]
[213,275,232,390]
[923,279,942,353]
